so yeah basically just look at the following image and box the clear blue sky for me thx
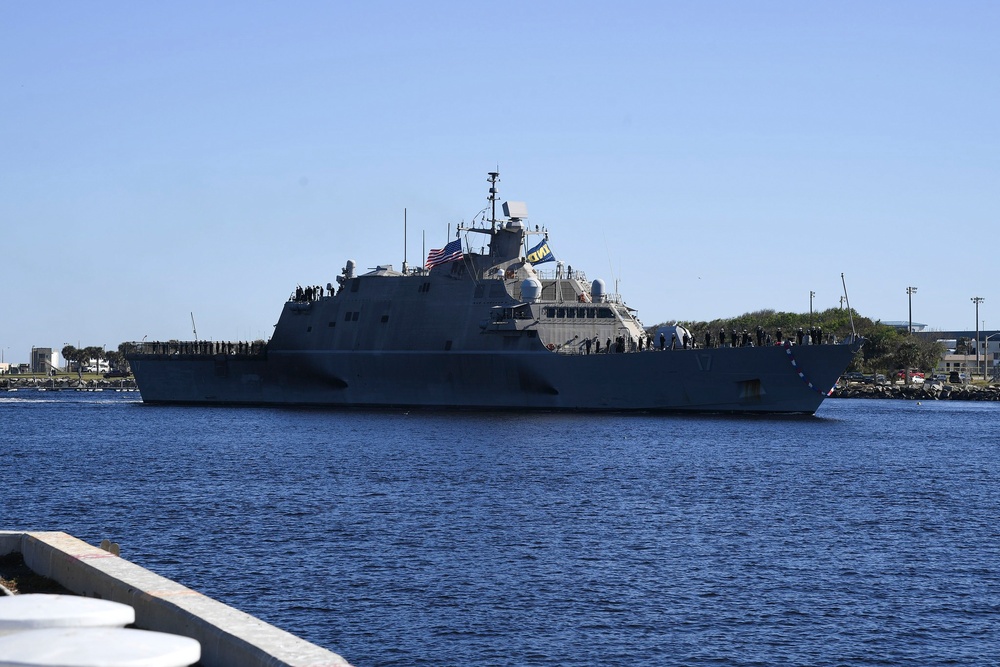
[2,2,998,364]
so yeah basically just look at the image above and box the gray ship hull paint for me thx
[129,342,858,414]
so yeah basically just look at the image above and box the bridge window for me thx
[512,304,532,319]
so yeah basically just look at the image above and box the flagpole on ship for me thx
[402,208,408,274]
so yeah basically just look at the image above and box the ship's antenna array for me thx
[603,233,619,294]
[487,171,499,230]
[841,273,857,339]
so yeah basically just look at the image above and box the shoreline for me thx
[5,377,1000,403]
[831,382,1000,401]
[1,376,136,391]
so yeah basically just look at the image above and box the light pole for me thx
[906,287,917,334]
[972,297,984,383]
[809,291,815,328]
[985,333,1000,381]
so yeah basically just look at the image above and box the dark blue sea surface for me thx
[3,391,999,666]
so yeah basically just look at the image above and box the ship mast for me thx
[487,171,499,231]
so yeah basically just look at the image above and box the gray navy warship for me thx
[127,172,862,413]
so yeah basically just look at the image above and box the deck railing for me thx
[125,341,267,357]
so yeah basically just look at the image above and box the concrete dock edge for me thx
[0,531,351,667]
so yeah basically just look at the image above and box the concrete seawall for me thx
[0,531,351,667]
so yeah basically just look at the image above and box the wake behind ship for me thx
[127,172,861,414]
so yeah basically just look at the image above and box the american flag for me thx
[426,239,463,269]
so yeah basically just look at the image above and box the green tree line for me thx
[60,343,132,375]
[651,308,945,374]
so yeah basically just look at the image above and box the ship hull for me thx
[128,341,859,414]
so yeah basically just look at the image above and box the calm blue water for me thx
[3,391,999,666]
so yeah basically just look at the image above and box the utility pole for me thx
[906,286,917,334]
[972,296,984,381]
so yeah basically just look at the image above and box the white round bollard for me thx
[0,627,201,667]
[0,595,134,635]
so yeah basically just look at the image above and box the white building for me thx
[971,337,1000,380]
[933,334,1000,381]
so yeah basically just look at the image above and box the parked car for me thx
[103,370,131,379]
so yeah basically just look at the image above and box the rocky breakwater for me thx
[0,376,137,391]
[832,382,1000,401]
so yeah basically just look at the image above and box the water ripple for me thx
[3,393,999,665]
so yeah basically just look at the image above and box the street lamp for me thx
[906,287,917,334]
[972,297,984,383]
[809,291,815,328]
[984,333,1000,382]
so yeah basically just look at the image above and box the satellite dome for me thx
[521,277,542,302]
[591,279,606,302]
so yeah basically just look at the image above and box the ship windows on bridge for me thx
[545,307,615,319]
[491,305,533,322]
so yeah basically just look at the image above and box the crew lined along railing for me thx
[126,341,267,357]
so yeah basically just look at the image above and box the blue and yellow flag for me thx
[526,239,555,264]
